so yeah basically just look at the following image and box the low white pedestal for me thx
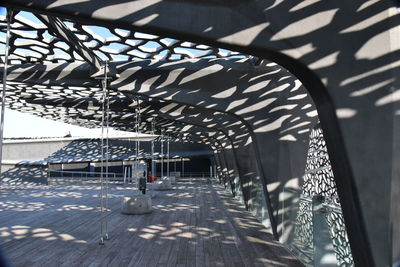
[153,177,173,190]
[121,195,152,214]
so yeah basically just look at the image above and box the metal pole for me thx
[99,78,105,245]
[138,101,141,159]
[0,9,13,178]
[124,165,127,183]
[161,131,164,178]
[181,158,184,178]
[135,112,138,161]
[99,61,110,244]
[135,99,140,160]
[104,60,110,241]
[167,136,170,178]
[134,99,139,185]
[151,121,155,177]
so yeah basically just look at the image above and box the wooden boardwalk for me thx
[0,178,303,267]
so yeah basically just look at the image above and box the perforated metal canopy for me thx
[0,9,249,142]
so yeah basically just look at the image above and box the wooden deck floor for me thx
[0,178,303,267]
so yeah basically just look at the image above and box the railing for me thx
[47,170,124,184]
[48,170,214,184]
[183,172,211,178]
[155,172,210,178]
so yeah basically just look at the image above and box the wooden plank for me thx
[0,179,303,267]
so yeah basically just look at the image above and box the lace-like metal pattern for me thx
[292,197,314,263]
[303,126,337,198]
[0,11,244,64]
[293,125,354,266]
[325,205,354,266]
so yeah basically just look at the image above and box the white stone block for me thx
[121,195,152,214]
[153,177,173,190]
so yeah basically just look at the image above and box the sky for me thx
[3,108,109,138]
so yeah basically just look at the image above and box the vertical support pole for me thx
[0,9,12,178]
[135,97,140,160]
[134,98,140,186]
[99,60,110,244]
[124,164,127,183]
[151,120,155,178]
[182,158,184,178]
[104,60,110,241]
[167,135,170,178]
[99,74,105,245]
[161,129,164,178]
[135,99,138,163]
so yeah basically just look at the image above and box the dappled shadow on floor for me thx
[1,165,47,186]
[0,179,302,267]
